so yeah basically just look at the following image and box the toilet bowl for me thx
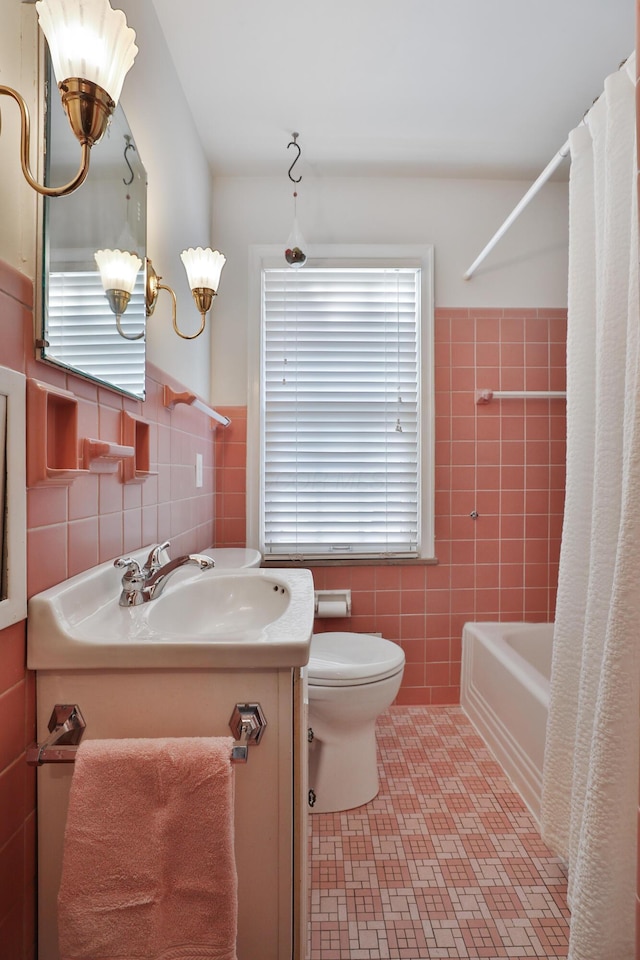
[307,631,405,813]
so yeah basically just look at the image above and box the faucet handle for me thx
[114,556,147,606]
[114,556,143,576]
[188,554,215,571]
[144,541,171,574]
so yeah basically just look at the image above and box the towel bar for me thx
[476,388,567,404]
[26,703,267,766]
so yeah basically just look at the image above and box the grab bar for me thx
[26,703,267,766]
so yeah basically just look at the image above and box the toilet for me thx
[307,631,405,813]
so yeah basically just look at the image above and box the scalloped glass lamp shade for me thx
[95,248,143,338]
[35,0,138,106]
[180,247,226,293]
[95,248,142,296]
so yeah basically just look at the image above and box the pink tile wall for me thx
[25,366,216,595]
[636,4,640,954]
[0,258,217,960]
[215,307,567,706]
[0,261,37,960]
[215,407,248,548]
[0,618,36,960]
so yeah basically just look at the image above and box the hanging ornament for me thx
[284,133,307,269]
[285,191,307,268]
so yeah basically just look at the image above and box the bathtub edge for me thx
[461,622,545,827]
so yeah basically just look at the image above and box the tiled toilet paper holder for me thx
[314,589,352,617]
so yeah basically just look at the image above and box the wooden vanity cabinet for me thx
[35,665,308,960]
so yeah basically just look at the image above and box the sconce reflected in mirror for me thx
[94,248,226,341]
[94,248,144,340]
[0,0,137,198]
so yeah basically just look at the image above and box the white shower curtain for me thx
[541,54,639,960]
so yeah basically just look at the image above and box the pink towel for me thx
[58,737,237,960]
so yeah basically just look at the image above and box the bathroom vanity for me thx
[28,553,314,960]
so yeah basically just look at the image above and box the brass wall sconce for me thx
[146,248,226,341]
[95,248,226,341]
[0,0,137,198]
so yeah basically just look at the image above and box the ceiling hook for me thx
[287,132,302,184]
[123,134,136,186]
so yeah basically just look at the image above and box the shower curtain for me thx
[541,54,639,960]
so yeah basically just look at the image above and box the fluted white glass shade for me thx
[94,249,142,294]
[36,0,138,105]
[180,247,226,292]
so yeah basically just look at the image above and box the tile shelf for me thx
[26,378,155,487]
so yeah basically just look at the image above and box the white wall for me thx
[1,4,569,405]
[118,0,213,397]
[0,0,213,399]
[0,3,39,274]
[210,174,569,405]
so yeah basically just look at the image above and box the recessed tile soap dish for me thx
[26,378,87,487]
[26,380,158,486]
[121,411,157,483]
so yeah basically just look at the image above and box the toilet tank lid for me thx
[308,632,405,684]
[200,547,262,568]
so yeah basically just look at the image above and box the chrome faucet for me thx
[114,541,215,606]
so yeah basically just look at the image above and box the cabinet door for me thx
[36,668,297,960]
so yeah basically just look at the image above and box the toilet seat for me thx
[308,632,405,687]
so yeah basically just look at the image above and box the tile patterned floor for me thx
[308,705,569,959]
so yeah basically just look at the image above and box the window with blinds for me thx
[257,255,433,561]
[46,270,146,398]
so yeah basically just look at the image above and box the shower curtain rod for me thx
[463,139,570,280]
[463,54,632,281]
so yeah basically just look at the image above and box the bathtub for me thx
[460,621,553,824]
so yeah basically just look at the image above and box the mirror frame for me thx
[0,366,26,631]
[38,54,148,400]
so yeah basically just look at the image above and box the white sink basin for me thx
[27,546,314,670]
[145,573,289,637]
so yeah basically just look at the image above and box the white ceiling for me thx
[150,0,635,181]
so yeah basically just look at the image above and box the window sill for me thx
[260,556,439,568]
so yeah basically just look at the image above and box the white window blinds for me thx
[261,266,422,560]
[46,271,146,397]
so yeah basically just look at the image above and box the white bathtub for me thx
[460,621,553,824]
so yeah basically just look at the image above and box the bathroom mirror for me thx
[39,58,147,400]
[0,366,26,632]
